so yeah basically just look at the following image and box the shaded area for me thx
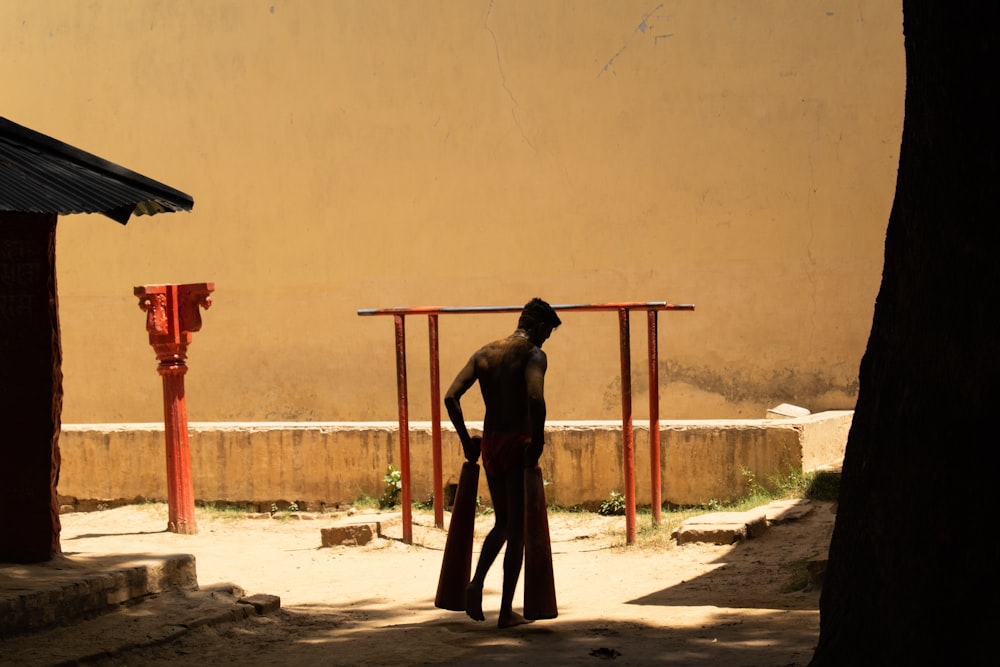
[64,530,171,542]
[77,599,821,666]
[0,503,834,665]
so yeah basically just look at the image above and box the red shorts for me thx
[481,432,531,477]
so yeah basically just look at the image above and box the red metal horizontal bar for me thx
[358,301,695,316]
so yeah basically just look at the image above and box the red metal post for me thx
[135,282,214,535]
[428,314,444,528]
[647,309,662,525]
[393,314,413,544]
[618,308,637,545]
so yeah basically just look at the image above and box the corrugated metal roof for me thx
[0,117,193,224]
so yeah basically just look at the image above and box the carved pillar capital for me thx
[135,283,214,371]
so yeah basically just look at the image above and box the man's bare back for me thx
[474,334,544,435]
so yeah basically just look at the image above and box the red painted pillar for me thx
[647,309,661,525]
[135,282,214,535]
[428,314,444,529]
[393,314,413,544]
[618,308,636,545]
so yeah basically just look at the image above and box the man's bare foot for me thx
[465,583,485,622]
[498,611,533,629]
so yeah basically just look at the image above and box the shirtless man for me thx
[444,298,562,629]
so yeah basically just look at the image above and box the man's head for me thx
[518,298,561,346]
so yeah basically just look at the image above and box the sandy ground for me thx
[27,500,835,666]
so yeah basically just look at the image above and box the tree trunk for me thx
[811,3,998,665]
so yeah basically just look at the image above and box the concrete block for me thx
[672,511,768,545]
[238,593,281,615]
[766,403,811,418]
[760,498,813,524]
[320,523,377,547]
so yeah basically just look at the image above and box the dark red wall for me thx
[0,211,62,562]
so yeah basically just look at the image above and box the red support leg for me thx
[618,308,636,545]
[393,314,413,544]
[428,314,444,529]
[647,309,661,525]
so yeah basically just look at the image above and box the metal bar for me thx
[393,314,413,544]
[359,301,694,317]
[618,308,637,545]
[647,309,661,526]
[428,314,444,529]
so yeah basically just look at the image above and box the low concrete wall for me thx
[57,411,851,510]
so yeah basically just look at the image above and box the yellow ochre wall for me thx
[2,1,904,424]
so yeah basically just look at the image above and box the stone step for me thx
[0,554,197,638]
[319,511,401,547]
[671,498,815,545]
[0,551,282,665]
[0,582,279,666]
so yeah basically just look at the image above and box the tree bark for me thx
[811,3,998,665]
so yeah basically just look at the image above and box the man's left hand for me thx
[463,436,482,463]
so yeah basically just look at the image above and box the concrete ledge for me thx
[58,412,851,510]
[672,498,816,545]
[673,512,769,545]
[0,554,197,637]
[0,584,265,664]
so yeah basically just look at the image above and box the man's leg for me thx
[466,471,509,622]
[497,467,531,628]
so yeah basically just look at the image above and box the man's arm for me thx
[523,349,548,467]
[444,353,480,462]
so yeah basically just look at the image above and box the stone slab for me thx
[673,512,768,545]
[0,584,256,666]
[671,499,814,545]
[320,523,378,547]
[760,498,814,524]
[238,593,281,615]
[0,553,197,637]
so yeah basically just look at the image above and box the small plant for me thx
[379,464,402,509]
[354,494,378,510]
[266,500,302,515]
[597,490,626,516]
[476,496,494,515]
[741,466,770,499]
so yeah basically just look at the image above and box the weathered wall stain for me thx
[602,360,859,414]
